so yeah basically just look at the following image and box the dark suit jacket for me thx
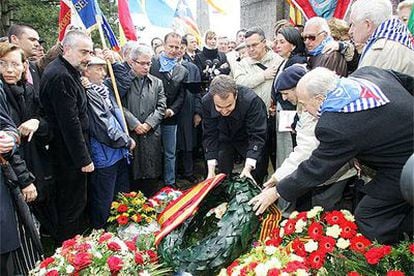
[202,86,267,161]
[277,67,414,202]
[29,61,41,93]
[150,57,188,125]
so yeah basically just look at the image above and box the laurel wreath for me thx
[158,175,261,275]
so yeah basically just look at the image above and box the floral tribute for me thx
[30,230,170,276]
[224,206,414,276]
[147,186,183,214]
[108,191,157,227]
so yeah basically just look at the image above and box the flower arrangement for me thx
[30,230,171,276]
[108,192,157,227]
[225,206,414,276]
[147,186,182,214]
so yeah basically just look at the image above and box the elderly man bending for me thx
[250,66,413,244]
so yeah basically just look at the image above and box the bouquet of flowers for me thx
[147,186,182,214]
[30,230,171,276]
[108,192,157,227]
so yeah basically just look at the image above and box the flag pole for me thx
[95,15,129,136]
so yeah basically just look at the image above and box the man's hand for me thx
[206,164,216,180]
[129,138,136,151]
[81,162,94,173]
[248,187,280,215]
[102,49,115,64]
[80,77,92,89]
[22,183,37,203]
[264,65,277,80]
[18,119,40,142]
[240,164,255,182]
[322,41,340,54]
[135,123,151,135]
[193,114,202,127]
[0,131,16,153]
[164,108,174,118]
[263,174,278,189]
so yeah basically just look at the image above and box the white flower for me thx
[336,238,350,249]
[279,227,285,237]
[254,263,268,276]
[290,253,304,262]
[341,210,355,222]
[295,219,307,233]
[296,269,310,276]
[139,271,151,276]
[304,240,318,253]
[289,211,299,219]
[267,257,282,269]
[264,245,277,256]
[307,206,323,218]
[281,272,290,276]
[280,219,288,227]
[65,265,74,274]
[326,225,341,239]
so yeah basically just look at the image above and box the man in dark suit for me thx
[202,75,268,184]
[250,66,413,244]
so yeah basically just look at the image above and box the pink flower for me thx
[40,257,55,269]
[62,238,76,249]
[107,242,121,252]
[134,252,145,265]
[70,252,92,271]
[98,232,113,244]
[107,256,123,273]
[284,261,308,273]
[145,250,158,263]
[45,270,59,276]
[125,240,136,252]
[268,268,281,276]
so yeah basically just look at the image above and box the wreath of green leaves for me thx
[158,175,261,275]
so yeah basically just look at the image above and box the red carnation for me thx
[347,272,361,276]
[116,215,129,225]
[98,232,113,244]
[268,268,281,276]
[297,212,308,221]
[107,256,123,273]
[40,257,55,269]
[319,236,336,254]
[409,243,414,254]
[107,241,121,252]
[74,242,91,252]
[125,240,136,252]
[117,204,128,213]
[364,245,392,265]
[284,260,308,273]
[145,250,158,263]
[350,235,372,253]
[46,270,59,276]
[307,251,326,270]
[308,222,324,240]
[134,252,145,265]
[71,252,92,271]
[292,238,307,257]
[387,270,405,276]
[325,211,346,225]
[284,218,297,235]
[248,261,258,271]
[340,220,358,239]
[226,260,239,275]
[265,237,281,247]
[62,238,76,249]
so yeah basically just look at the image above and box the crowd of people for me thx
[0,0,413,274]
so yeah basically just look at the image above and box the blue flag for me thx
[72,0,98,29]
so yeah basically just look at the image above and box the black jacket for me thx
[277,67,414,202]
[202,86,267,161]
[40,55,91,168]
[150,56,188,125]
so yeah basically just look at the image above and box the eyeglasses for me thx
[302,31,326,42]
[133,60,152,67]
[0,60,23,70]
[246,39,265,49]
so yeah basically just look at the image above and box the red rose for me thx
[107,242,121,252]
[107,256,123,273]
[117,204,128,213]
[125,240,137,252]
[308,222,324,240]
[145,250,158,263]
[340,221,358,239]
[46,270,59,276]
[307,251,326,270]
[240,266,248,276]
[319,236,336,254]
[62,238,76,249]
[268,268,281,276]
[284,218,297,235]
[409,243,414,254]
[347,272,361,276]
[74,242,91,252]
[350,235,372,253]
[364,245,391,265]
[387,270,405,276]
[325,211,346,225]
[292,238,307,257]
[116,215,129,225]
[71,252,92,271]
[134,252,145,265]
[98,232,113,244]
[226,260,239,275]
[284,261,308,273]
[40,257,55,268]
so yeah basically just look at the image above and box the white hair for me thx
[121,41,138,59]
[129,44,153,61]
[305,17,331,35]
[298,67,339,97]
[62,30,92,49]
[398,0,414,12]
[351,0,392,27]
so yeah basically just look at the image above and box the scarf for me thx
[307,35,334,56]
[318,77,390,116]
[159,53,177,73]
[360,18,414,63]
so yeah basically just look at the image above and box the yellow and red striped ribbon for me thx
[259,203,282,241]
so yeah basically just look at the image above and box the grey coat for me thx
[123,74,166,179]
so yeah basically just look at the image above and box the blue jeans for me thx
[162,124,177,185]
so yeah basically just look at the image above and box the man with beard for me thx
[40,31,94,243]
